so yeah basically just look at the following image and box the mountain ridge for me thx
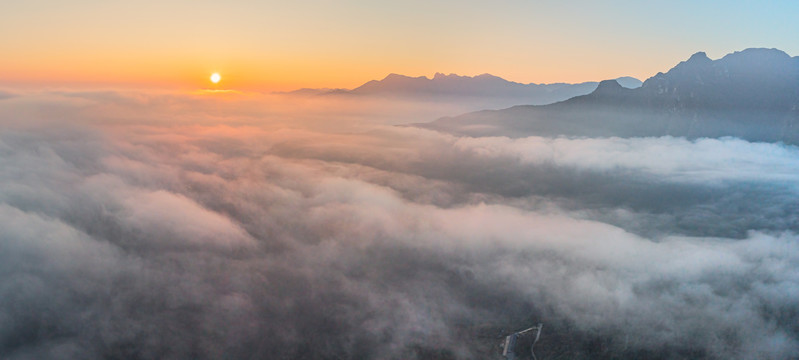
[279,73,643,106]
[418,48,799,144]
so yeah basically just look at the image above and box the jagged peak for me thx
[433,72,468,80]
[379,72,516,83]
[431,73,505,81]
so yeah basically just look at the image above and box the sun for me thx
[210,73,221,84]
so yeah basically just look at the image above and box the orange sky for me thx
[1,1,797,91]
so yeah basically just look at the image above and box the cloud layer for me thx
[0,91,797,359]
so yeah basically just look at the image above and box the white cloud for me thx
[1,90,798,359]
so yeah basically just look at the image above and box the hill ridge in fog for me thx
[280,73,642,106]
[418,48,799,144]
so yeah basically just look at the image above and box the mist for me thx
[1,90,797,359]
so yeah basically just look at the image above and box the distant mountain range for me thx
[283,73,642,106]
[417,48,799,144]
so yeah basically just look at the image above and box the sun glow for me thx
[210,73,221,84]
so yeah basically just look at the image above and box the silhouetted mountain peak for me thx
[291,71,639,106]
[433,72,472,80]
[639,47,799,102]
[615,76,644,89]
[722,48,791,62]
[687,51,711,64]
[579,79,631,102]
[595,79,623,92]
[474,73,505,81]
[641,51,714,92]
[353,72,608,100]
[668,51,713,74]
[717,48,796,80]
[419,48,799,144]
[382,73,419,81]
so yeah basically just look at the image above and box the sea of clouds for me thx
[0,90,797,359]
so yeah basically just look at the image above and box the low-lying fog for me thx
[1,90,797,359]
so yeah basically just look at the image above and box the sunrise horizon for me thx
[3,46,794,94]
[3,1,799,359]
[3,1,798,92]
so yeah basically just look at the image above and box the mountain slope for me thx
[418,48,799,144]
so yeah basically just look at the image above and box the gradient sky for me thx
[1,0,797,91]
